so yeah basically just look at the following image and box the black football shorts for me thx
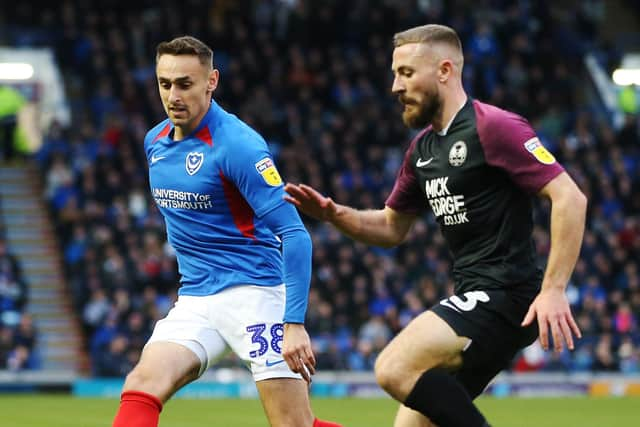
[431,286,539,399]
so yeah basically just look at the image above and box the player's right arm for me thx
[284,183,417,248]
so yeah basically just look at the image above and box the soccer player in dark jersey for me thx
[111,36,342,427]
[285,24,586,427]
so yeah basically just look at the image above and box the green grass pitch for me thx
[0,395,637,426]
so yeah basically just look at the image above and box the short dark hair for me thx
[393,24,462,53]
[156,36,214,68]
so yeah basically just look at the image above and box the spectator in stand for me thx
[0,324,14,369]
[0,238,28,314]
[0,234,36,371]
[97,334,133,377]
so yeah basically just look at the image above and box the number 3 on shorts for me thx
[440,290,490,312]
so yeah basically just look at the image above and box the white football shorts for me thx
[146,284,302,381]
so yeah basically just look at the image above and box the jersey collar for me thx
[189,100,217,146]
[162,100,218,146]
[190,100,217,137]
[437,97,468,136]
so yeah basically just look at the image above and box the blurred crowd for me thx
[2,0,639,375]
[0,230,36,370]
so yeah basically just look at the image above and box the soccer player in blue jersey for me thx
[112,36,342,427]
[286,25,587,427]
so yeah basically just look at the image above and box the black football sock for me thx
[403,369,488,427]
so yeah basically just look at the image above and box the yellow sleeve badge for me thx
[255,157,283,186]
[524,137,556,165]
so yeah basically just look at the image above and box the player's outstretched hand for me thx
[522,287,582,353]
[282,323,316,384]
[284,183,337,222]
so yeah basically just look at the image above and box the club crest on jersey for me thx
[185,152,204,175]
[449,141,467,167]
[524,137,556,165]
[255,157,283,186]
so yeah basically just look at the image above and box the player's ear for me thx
[207,69,219,94]
[438,59,453,83]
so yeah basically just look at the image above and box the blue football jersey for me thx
[144,100,286,296]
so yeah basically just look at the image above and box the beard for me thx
[400,88,442,129]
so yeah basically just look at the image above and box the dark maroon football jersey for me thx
[386,99,564,292]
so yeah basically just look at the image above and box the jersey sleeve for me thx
[260,203,312,323]
[385,133,427,215]
[219,127,286,218]
[143,131,153,165]
[475,103,564,194]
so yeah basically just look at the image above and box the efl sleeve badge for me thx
[524,137,556,165]
[255,157,283,186]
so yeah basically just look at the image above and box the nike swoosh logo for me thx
[151,154,166,164]
[265,359,285,367]
[416,157,434,167]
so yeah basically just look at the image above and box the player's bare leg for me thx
[375,311,467,401]
[393,405,436,427]
[113,341,202,427]
[256,378,314,427]
[122,341,201,401]
[375,311,487,427]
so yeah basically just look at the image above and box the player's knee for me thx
[123,365,152,391]
[123,364,173,398]
[374,352,405,399]
[376,349,434,402]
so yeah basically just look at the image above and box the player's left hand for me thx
[522,286,582,353]
[282,323,316,384]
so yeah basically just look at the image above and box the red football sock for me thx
[314,418,343,427]
[112,390,163,427]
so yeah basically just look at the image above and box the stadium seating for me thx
[2,0,639,375]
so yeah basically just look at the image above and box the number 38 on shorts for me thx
[246,323,284,358]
